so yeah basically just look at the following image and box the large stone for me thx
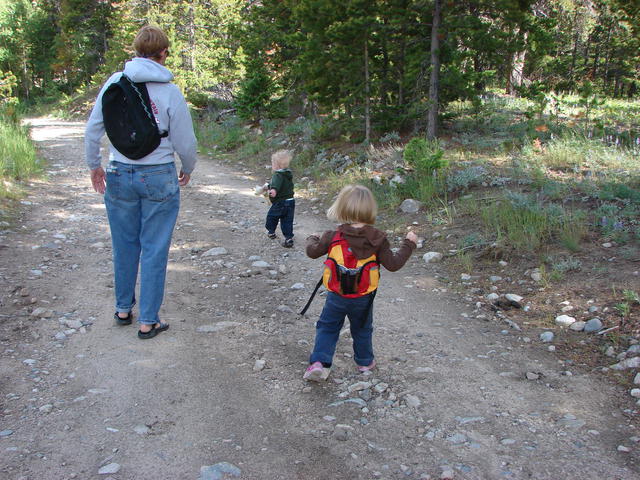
[584,317,603,333]
[400,199,422,214]
[611,357,640,370]
[423,252,443,263]
[555,315,576,327]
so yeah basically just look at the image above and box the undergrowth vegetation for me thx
[197,93,640,269]
[0,118,42,201]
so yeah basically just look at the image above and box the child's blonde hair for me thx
[271,150,293,169]
[327,184,377,225]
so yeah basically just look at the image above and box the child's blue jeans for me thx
[265,198,295,239]
[310,292,374,367]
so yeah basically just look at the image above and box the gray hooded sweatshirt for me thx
[84,57,197,174]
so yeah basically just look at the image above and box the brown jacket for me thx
[306,224,416,272]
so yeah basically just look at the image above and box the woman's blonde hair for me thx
[134,26,169,60]
[327,184,377,225]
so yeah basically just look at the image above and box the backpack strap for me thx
[299,231,340,316]
[122,74,168,138]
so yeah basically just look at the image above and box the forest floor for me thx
[0,117,639,480]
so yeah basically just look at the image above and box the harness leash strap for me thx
[299,278,323,316]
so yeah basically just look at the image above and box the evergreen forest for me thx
[1,0,639,139]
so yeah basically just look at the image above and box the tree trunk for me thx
[426,0,441,140]
[364,36,371,144]
[507,31,527,95]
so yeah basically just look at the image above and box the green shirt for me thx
[269,169,294,203]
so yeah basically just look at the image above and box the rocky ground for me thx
[0,117,639,479]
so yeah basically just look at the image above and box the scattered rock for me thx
[30,307,52,318]
[423,252,443,263]
[570,321,586,332]
[199,462,241,480]
[525,372,540,381]
[133,425,151,435]
[555,315,576,327]
[98,463,121,475]
[203,247,228,257]
[290,283,304,290]
[611,357,640,370]
[583,318,603,333]
[557,414,585,429]
[348,381,372,392]
[251,260,270,269]
[0,429,13,437]
[446,433,467,444]
[539,331,554,343]
[253,359,266,372]
[404,394,421,408]
[505,293,523,307]
[334,424,355,441]
[196,322,241,333]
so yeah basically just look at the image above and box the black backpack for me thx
[102,74,168,160]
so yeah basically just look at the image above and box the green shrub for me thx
[403,137,448,174]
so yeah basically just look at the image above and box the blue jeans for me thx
[104,161,180,325]
[310,292,375,367]
[265,199,295,239]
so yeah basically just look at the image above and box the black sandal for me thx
[137,322,170,340]
[114,311,133,326]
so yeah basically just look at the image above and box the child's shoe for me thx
[283,238,294,248]
[267,232,277,239]
[303,361,330,381]
[357,360,376,373]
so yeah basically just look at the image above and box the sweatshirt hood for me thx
[123,57,174,83]
[338,224,387,258]
[276,168,293,179]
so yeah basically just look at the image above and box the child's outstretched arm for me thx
[377,231,417,272]
[305,231,334,259]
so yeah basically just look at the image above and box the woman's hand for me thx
[90,167,106,194]
[178,170,191,186]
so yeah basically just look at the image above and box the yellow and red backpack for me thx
[300,231,380,315]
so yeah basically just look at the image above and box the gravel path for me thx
[0,117,637,479]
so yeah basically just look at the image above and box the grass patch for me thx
[0,120,41,180]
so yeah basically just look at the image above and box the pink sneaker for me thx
[357,360,376,373]
[303,361,330,381]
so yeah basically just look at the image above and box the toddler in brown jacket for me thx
[303,184,417,381]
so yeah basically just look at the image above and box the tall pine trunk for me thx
[364,36,371,144]
[426,0,441,140]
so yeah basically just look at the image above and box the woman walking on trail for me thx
[84,25,197,339]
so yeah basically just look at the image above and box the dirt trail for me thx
[0,117,637,479]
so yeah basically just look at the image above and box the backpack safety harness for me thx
[300,231,380,317]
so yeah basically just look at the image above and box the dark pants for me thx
[265,198,295,239]
[310,292,374,367]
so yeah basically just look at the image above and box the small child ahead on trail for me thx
[265,150,295,248]
[303,184,418,381]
